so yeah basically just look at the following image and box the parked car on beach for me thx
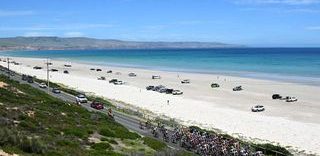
[286,96,298,102]
[146,86,155,90]
[98,76,106,80]
[107,70,112,73]
[96,69,102,71]
[63,70,69,74]
[233,86,242,91]
[251,105,265,112]
[128,73,137,77]
[152,75,161,79]
[33,66,42,70]
[172,90,183,95]
[211,83,220,88]
[51,69,58,72]
[272,94,282,99]
[109,79,118,83]
[181,79,190,84]
[114,81,124,85]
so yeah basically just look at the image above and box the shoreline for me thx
[1,56,320,155]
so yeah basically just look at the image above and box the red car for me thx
[90,101,104,110]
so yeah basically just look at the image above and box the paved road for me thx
[0,68,183,150]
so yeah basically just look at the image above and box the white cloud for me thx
[234,0,320,5]
[64,32,85,37]
[0,10,35,17]
[306,26,320,30]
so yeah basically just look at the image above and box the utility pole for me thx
[46,58,50,93]
[7,57,10,78]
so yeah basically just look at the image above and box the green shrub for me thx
[91,142,112,150]
[142,137,167,151]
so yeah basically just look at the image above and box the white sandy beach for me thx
[1,57,320,155]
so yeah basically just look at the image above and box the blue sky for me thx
[0,0,320,47]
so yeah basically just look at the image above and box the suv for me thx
[76,94,88,104]
[146,86,155,90]
[172,90,183,95]
[52,88,61,94]
[27,76,34,83]
[39,83,47,88]
[272,94,282,99]
[233,86,243,91]
[91,101,104,110]
[109,79,118,84]
[22,74,28,81]
[251,105,265,112]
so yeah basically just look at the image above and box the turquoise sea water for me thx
[1,48,320,85]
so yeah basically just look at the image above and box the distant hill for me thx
[0,36,242,50]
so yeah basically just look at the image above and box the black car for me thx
[52,88,61,94]
[165,89,174,94]
[233,86,243,91]
[146,86,155,90]
[51,69,58,72]
[272,94,282,99]
[109,79,118,83]
[96,69,102,71]
[63,70,69,74]
[27,76,34,83]
[90,68,95,71]
[33,66,42,70]
[22,74,28,81]
[107,70,112,73]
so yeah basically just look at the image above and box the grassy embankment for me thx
[0,75,179,156]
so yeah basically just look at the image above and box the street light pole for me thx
[46,58,50,93]
[7,57,10,78]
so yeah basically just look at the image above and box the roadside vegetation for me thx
[0,75,171,155]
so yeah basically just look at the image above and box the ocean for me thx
[1,48,320,85]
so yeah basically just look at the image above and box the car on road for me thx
[52,88,61,94]
[172,90,183,95]
[146,86,155,90]
[76,94,88,104]
[251,105,265,112]
[286,96,298,102]
[39,83,47,88]
[27,76,34,83]
[91,101,104,110]
[233,86,243,91]
[22,74,28,81]
[181,79,190,84]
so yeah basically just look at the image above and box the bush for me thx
[91,142,112,150]
[142,137,167,151]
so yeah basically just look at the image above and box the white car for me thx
[286,97,298,102]
[39,83,47,88]
[172,90,183,95]
[114,81,125,85]
[251,105,265,112]
[76,94,88,104]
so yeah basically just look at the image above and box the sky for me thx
[0,0,320,47]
